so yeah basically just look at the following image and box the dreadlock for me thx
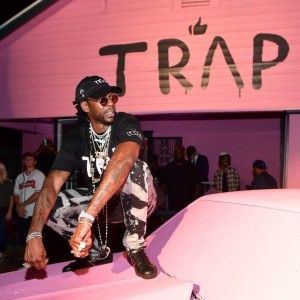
[74,102,88,125]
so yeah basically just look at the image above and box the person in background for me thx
[148,154,163,185]
[186,145,209,197]
[160,145,200,213]
[0,162,14,262]
[24,75,158,279]
[13,152,45,246]
[35,138,57,176]
[214,152,240,193]
[250,160,278,189]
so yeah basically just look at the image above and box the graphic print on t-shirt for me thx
[19,180,36,189]
[82,147,115,182]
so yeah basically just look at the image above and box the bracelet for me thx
[78,218,93,226]
[26,231,43,243]
[78,210,95,224]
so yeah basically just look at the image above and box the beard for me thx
[93,108,116,125]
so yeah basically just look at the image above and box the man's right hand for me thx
[24,238,49,270]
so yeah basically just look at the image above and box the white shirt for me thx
[14,169,45,218]
[192,154,199,165]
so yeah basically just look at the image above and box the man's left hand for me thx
[69,223,93,258]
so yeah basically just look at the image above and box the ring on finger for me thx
[70,250,80,257]
[77,241,86,252]
[23,262,31,269]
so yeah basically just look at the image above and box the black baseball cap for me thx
[252,160,267,169]
[74,76,122,104]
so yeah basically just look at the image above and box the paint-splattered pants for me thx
[47,159,157,256]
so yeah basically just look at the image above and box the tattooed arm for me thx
[24,170,70,270]
[87,141,140,217]
[69,141,140,255]
[28,170,70,233]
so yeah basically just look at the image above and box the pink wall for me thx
[0,0,300,119]
[141,117,281,190]
[0,0,298,186]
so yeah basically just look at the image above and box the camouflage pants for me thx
[47,160,157,255]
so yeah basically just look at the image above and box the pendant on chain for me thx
[99,246,111,259]
[95,151,106,159]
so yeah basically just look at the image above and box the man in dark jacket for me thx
[161,145,200,212]
[250,160,278,189]
[186,145,209,197]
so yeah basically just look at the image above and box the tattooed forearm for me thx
[35,174,60,209]
[28,170,70,233]
[87,141,139,216]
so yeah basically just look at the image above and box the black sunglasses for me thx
[88,94,118,106]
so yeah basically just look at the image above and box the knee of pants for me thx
[121,160,151,197]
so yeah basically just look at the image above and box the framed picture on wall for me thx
[152,137,182,167]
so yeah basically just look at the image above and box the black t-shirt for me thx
[36,153,56,176]
[52,112,144,189]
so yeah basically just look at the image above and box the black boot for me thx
[62,251,113,272]
[127,249,158,279]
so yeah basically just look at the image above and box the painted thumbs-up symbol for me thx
[189,17,207,35]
